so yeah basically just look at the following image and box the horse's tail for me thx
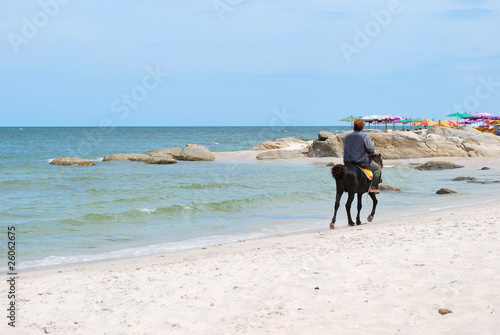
[331,164,346,180]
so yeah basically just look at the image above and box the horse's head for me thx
[371,153,383,169]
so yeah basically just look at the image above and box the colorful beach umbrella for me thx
[446,112,476,125]
[362,115,384,129]
[446,112,476,118]
[339,116,362,127]
[398,118,426,130]
[439,120,457,127]
[339,116,362,122]
[413,118,437,128]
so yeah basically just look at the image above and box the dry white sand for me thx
[10,202,499,335]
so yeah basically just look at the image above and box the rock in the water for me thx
[436,188,457,194]
[415,161,464,170]
[50,157,95,166]
[144,155,177,164]
[144,147,182,159]
[179,144,215,161]
[438,309,453,315]
[467,180,500,184]
[103,153,150,162]
[452,176,476,181]
[256,150,305,160]
[326,162,335,166]
[379,184,400,191]
[480,167,490,170]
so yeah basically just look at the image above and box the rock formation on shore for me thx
[308,128,500,159]
[59,145,214,166]
[102,145,214,163]
[252,137,311,151]
[144,147,182,160]
[103,153,151,162]
[256,150,306,160]
[144,155,177,164]
[179,144,215,161]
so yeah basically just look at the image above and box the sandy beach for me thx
[4,147,500,335]
[8,155,500,335]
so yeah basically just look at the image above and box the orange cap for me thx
[354,119,365,127]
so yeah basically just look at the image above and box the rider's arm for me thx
[364,134,375,155]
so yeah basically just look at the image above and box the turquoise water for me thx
[1,127,500,269]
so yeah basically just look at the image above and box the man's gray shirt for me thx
[343,131,375,164]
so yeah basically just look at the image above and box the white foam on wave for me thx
[18,230,280,270]
[138,208,157,214]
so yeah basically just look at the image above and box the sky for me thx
[1,0,499,126]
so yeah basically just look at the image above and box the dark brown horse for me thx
[329,154,383,229]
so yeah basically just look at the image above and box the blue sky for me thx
[1,0,499,126]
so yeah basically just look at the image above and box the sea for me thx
[2,126,500,270]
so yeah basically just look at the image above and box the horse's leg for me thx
[356,193,363,225]
[330,189,342,229]
[345,191,355,226]
[367,192,378,222]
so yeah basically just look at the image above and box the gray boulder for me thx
[436,188,457,194]
[461,134,500,157]
[467,180,500,184]
[252,137,309,150]
[379,184,401,191]
[144,147,182,159]
[256,150,305,160]
[368,131,435,159]
[103,153,150,162]
[415,161,464,170]
[179,144,215,161]
[452,177,476,181]
[145,155,177,164]
[51,157,95,166]
[308,135,343,157]
[318,131,335,141]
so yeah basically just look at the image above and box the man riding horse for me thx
[343,119,381,194]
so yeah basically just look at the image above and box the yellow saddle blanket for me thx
[360,167,373,180]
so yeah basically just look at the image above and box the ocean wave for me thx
[81,212,118,222]
[138,208,157,214]
[174,182,256,190]
[16,229,290,270]
[107,192,320,218]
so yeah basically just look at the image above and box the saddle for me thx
[358,166,373,181]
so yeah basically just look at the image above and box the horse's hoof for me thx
[367,215,373,222]
[348,222,355,226]
[329,223,335,230]
[356,221,362,226]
